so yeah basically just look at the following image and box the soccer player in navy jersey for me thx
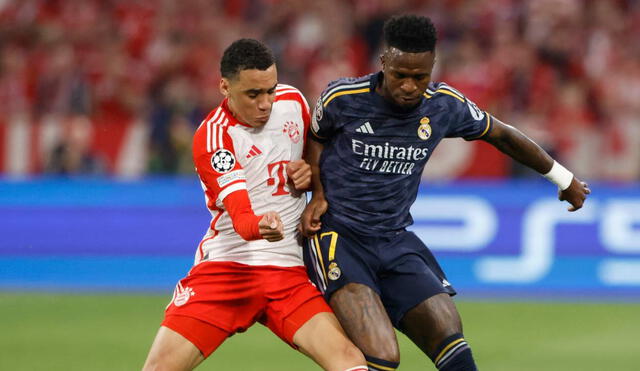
[300,15,590,371]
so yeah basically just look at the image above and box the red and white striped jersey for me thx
[192,84,310,267]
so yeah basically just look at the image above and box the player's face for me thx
[380,47,435,108]
[220,64,277,127]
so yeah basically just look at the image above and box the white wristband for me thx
[543,161,573,190]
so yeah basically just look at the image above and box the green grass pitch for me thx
[1,293,638,370]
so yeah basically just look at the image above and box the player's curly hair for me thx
[383,14,437,53]
[220,38,275,79]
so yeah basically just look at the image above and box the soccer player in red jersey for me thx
[142,39,367,371]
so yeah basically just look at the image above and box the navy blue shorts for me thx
[303,214,456,327]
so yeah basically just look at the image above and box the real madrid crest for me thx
[328,262,341,280]
[418,117,432,140]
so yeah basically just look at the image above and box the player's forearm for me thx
[305,139,326,197]
[232,212,263,241]
[483,118,554,175]
[222,191,262,241]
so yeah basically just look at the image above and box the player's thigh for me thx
[399,293,463,357]
[293,311,365,371]
[330,283,400,363]
[143,325,207,371]
[379,232,456,327]
[303,217,379,302]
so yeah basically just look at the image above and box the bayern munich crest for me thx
[283,121,301,143]
[173,286,195,307]
[211,149,235,173]
[418,117,432,140]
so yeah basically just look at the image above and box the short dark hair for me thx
[383,15,437,53]
[220,38,275,79]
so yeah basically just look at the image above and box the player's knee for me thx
[141,356,166,371]
[356,326,400,364]
[365,338,400,364]
[364,353,400,370]
[381,345,401,364]
[340,342,367,365]
[143,356,191,371]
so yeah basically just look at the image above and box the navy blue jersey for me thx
[310,72,493,235]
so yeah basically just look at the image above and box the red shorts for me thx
[162,261,331,357]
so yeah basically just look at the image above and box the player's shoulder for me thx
[275,83,308,106]
[275,83,304,99]
[425,82,488,129]
[193,105,237,154]
[425,81,467,105]
[319,74,373,109]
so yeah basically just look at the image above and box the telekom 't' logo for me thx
[267,161,289,196]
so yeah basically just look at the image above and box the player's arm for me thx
[482,118,591,211]
[286,159,312,192]
[222,191,284,242]
[276,85,313,193]
[299,89,338,236]
[300,138,328,236]
[193,128,283,241]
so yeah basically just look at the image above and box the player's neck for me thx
[222,98,249,127]
[225,99,241,121]
[374,75,420,113]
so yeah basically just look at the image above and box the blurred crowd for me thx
[1,0,639,180]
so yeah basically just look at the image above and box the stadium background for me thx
[1,0,639,370]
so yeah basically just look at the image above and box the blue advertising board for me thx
[1,178,639,299]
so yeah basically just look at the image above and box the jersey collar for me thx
[220,98,253,128]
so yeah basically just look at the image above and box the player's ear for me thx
[219,78,230,97]
[380,54,385,70]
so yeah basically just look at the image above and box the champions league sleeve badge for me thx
[211,149,236,173]
[312,98,323,133]
[314,98,323,121]
[418,117,432,140]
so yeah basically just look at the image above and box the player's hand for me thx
[259,211,284,242]
[299,196,327,237]
[559,177,591,212]
[286,160,311,191]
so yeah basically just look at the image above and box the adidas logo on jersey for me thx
[355,122,374,134]
[246,145,263,159]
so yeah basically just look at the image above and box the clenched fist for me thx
[259,211,284,242]
[286,159,311,191]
